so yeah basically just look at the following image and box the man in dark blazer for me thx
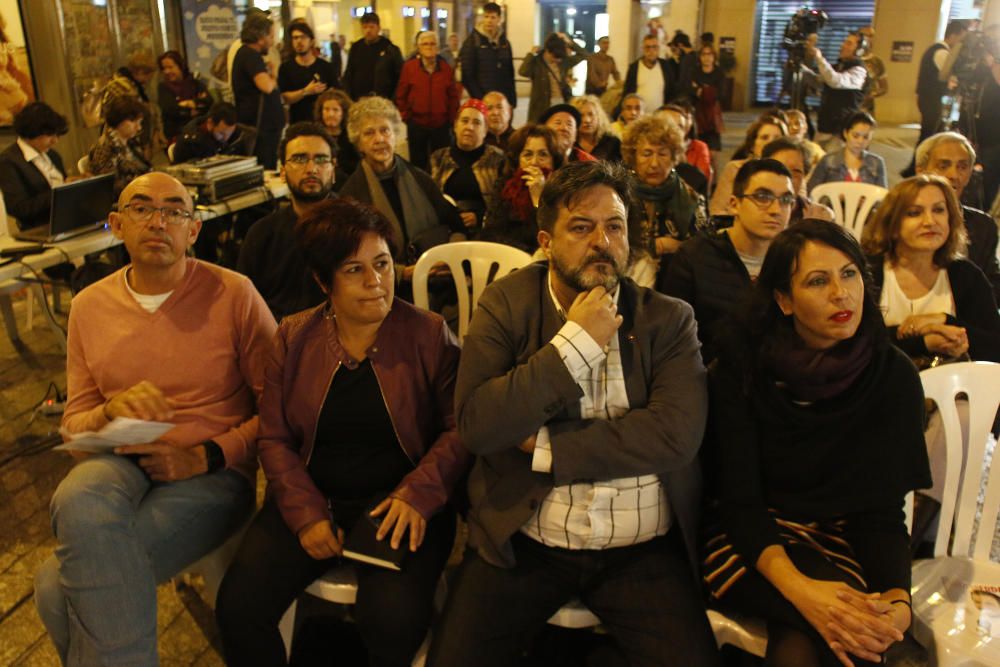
[623,33,678,112]
[427,161,720,667]
[0,102,69,230]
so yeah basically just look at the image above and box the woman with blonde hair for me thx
[710,114,788,217]
[622,114,708,286]
[862,174,998,362]
[570,94,621,161]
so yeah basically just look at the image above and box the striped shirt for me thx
[520,276,671,549]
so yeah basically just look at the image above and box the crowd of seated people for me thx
[3,12,997,667]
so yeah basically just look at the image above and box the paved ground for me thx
[0,111,934,666]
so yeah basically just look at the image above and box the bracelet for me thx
[890,598,912,610]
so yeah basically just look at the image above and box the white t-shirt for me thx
[124,269,173,313]
[636,60,665,113]
[879,261,955,326]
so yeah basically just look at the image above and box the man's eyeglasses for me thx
[122,203,194,225]
[285,154,334,166]
[739,190,796,209]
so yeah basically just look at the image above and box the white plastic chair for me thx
[809,182,888,240]
[277,563,431,666]
[77,154,90,176]
[910,362,1000,667]
[412,241,532,340]
[167,142,176,164]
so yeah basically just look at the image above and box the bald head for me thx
[118,172,193,212]
[483,91,512,135]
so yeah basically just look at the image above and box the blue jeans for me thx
[34,454,254,666]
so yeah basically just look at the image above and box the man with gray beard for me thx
[428,161,720,667]
[237,123,336,320]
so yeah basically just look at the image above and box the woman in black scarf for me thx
[157,51,211,144]
[702,220,931,667]
[621,114,708,287]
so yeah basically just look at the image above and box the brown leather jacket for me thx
[258,298,470,535]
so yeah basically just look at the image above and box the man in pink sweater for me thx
[33,172,277,665]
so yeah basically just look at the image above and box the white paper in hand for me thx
[56,418,175,453]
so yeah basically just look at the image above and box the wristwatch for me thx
[202,440,226,473]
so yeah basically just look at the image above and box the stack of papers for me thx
[56,418,175,453]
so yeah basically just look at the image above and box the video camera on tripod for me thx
[781,8,829,110]
[782,8,829,67]
[941,27,999,141]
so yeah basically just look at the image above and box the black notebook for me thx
[342,510,408,571]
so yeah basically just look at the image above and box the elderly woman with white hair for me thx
[339,96,464,293]
[570,94,621,162]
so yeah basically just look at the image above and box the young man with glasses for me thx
[238,122,337,321]
[34,171,277,665]
[661,159,794,363]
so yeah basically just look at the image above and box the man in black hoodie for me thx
[342,13,403,100]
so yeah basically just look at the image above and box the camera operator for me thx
[803,32,869,147]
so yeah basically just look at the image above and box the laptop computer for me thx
[13,173,115,243]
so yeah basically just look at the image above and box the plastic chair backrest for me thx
[77,155,90,176]
[412,241,533,340]
[919,362,1000,560]
[809,182,888,240]
[167,142,176,164]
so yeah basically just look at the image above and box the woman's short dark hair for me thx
[13,102,68,139]
[157,50,190,78]
[733,219,887,372]
[842,110,876,137]
[505,124,565,174]
[104,96,147,128]
[295,198,399,290]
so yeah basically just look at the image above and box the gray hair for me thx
[915,131,976,171]
[346,96,402,147]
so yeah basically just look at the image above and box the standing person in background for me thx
[343,13,403,101]
[483,91,514,150]
[668,31,697,95]
[441,33,460,69]
[913,21,968,163]
[459,3,516,111]
[231,12,283,170]
[520,32,585,123]
[803,32,869,146]
[585,36,620,96]
[329,33,344,79]
[688,45,725,151]
[279,20,338,125]
[858,26,888,114]
[157,51,211,145]
[395,31,461,171]
[623,34,677,114]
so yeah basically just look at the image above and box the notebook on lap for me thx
[13,173,115,243]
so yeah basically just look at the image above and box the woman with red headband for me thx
[429,99,506,237]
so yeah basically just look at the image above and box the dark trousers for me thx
[254,127,282,170]
[718,543,880,667]
[216,498,455,667]
[406,122,450,171]
[427,530,721,667]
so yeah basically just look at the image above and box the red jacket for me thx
[257,298,470,535]
[686,139,713,186]
[395,56,461,128]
